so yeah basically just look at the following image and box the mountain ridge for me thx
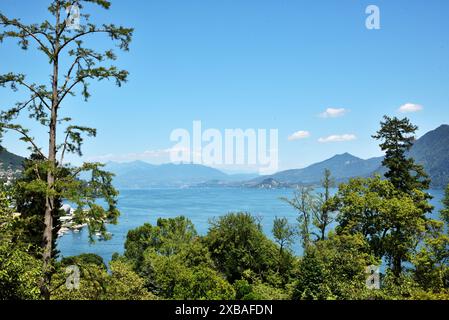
[250,124,449,188]
[104,162,260,188]
[0,147,24,171]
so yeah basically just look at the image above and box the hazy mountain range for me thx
[104,162,258,188]
[104,124,449,189]
[1,125,448,189]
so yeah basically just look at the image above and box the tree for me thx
[50,260,108,300]
[314,169,335,241]
[0,1,133,298]
[170,264,235,300]
[104,260,156,300]
[331,176,431,277]
[234,273,289,300]
[0,183,15,241]
[272,217,295,272]
[412,184,449,292]
[292,233,375,300]
[411,220,449,292]
[61,253,107,270]
[51,257,154,300]
[372,116,431,194]
[281,186,319,250]
[0,185,42,300]
[124,216,198,270]
[378,269,449,300]
[132,233,234,300]
[441,184,449,225]
[205,212,279,283]
[372,116,433,276]
[13,153,66,258]
[0,242,43,300]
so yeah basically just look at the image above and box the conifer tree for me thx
[0,0,133,298]
[372,116,433,276]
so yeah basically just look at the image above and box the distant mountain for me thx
[105,161,158,177]
[246,124,449,189]
[245,153,383,188]
[0,147,24,171]
[105,161,255,188]
[4,125,446,189]
[249,153,383,185]
[107,125,449,189]
[408,125,449,188]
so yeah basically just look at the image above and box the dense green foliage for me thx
[14,153,65,258]
[293,233,375,300]
[124,216,197,269]
[1,184,42,299]
[123,216,235,299]
[204,213,282,283]
[51,259,154,300]
[0,242,42,300]
[330,176,431,272]
[2,179,449,300]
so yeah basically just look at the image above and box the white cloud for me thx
[319,107,348,118]
[288,130,310,141]
[398,103,423,113]
[318,134,357,143]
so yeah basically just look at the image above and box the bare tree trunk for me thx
[393,254,402,279]
[40,2,60,300]
[41,59,58,300]
[392,226,402,279]
[41,176,54,299]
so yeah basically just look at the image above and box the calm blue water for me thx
[57,188,446,263]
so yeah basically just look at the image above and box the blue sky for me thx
[1,0,449,173]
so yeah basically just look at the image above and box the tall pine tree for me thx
[0,1,133,298]
[372,116,433,276]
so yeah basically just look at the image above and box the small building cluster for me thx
[0,166,21,186]
[58,204,87,237]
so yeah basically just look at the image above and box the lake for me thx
[57,188,446,263]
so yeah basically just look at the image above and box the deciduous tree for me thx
[281,187,319,250]
[314,169,335,241]
[331,176,431,277]
[272,216,295,272]
[205,212,279,282]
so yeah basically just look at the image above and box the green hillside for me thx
[409,124,449,188]
[0,146,24,171]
